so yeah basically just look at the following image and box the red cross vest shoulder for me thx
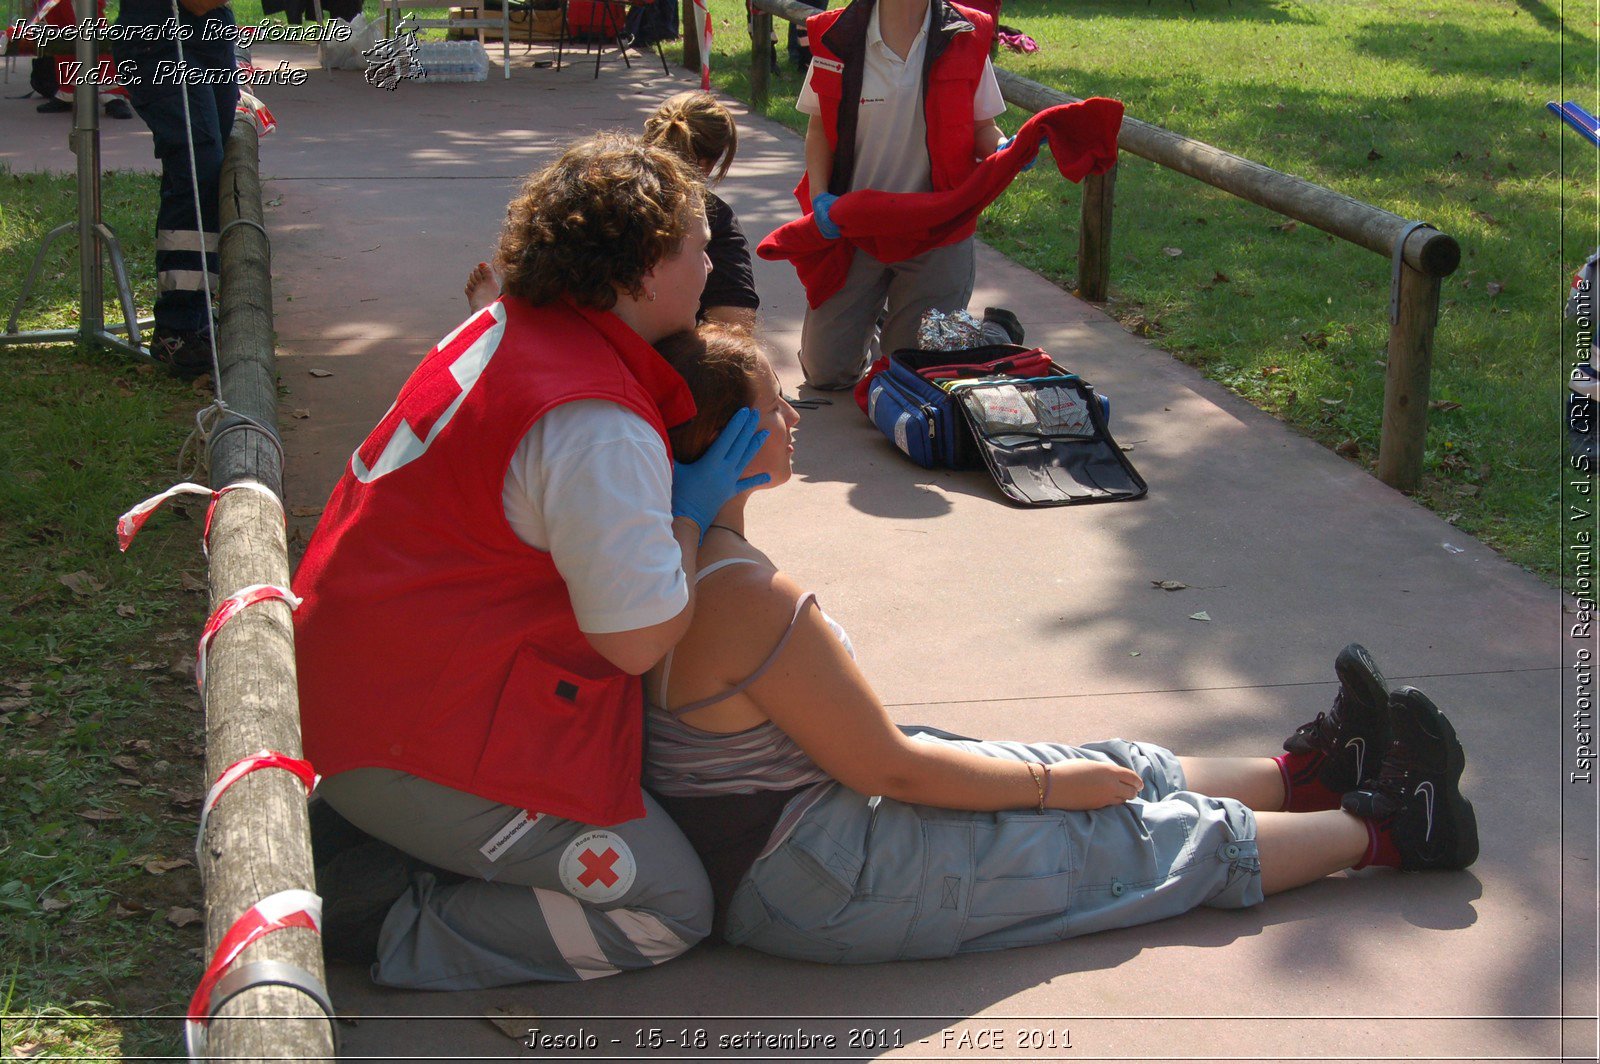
[801,0,994,205]
[293,298,695,827]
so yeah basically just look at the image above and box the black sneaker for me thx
[1342,686,1479,871]
[149,329,214,380]
[36,97,72,114]
[1282,643,1392,794]
[104,97,133,120]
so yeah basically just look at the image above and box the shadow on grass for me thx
[1004,0,1318,27]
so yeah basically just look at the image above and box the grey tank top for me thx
[644,557,851,799]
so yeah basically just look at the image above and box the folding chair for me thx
[589,0,668,78]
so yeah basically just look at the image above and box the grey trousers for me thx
[318,768,711,990]
[723,734,1263,964]
[799,237,977,390]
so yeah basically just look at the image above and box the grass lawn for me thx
[703,0,1596,585]
[1,171,212,1057]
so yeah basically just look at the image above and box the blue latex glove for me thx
[671,407,771,538]
[812,192,841,240]
[997,134,1039,172]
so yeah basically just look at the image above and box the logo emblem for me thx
[1413,781,1435,841]
[1344,737,1366,785]
[559,830,636,903]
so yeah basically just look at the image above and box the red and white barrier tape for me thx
[236,91,278,136]
[693,0,711,90]
[195,749,319,864]
[184,888,323,1060]
[194,584,302,694]
[116,481,281,556]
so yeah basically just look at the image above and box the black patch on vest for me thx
[555,680,580,703]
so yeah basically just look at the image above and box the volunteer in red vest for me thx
[796,0,1023,390]
[293,132,771,990]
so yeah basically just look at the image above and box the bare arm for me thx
[974,118,1004,158]
[804,115,835,200]
[720,575,1139,810]
[584,516,703,675]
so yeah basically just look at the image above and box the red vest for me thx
[293,298,695,827]
[800,0,994,205]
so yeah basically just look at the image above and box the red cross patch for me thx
[559,830,635,902]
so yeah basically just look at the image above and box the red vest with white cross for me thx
[293,297,695,827]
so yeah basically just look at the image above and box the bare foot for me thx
[465,262,501,311]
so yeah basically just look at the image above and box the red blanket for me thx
[758,97,1124,309]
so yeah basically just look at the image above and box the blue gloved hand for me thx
[812,192,841,240]
[671,407,771,539]
[997,134,1038,172]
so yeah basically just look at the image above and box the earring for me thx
[647,289,657,302]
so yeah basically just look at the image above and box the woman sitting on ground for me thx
[644,325,1480,964]
[468,90,761,331]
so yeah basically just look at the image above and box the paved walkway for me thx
[6,40,1592,1062]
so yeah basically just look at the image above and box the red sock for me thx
[1352,818,1401,870]
[1272,751,1343,812]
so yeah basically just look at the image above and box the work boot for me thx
[1343,686,1479,871]
[149,329,214,380]
[1275,643,1391,810]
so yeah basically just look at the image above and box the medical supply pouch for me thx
[949,374,1146,506]
[867,344,1054,469]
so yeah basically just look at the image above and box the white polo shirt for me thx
[797,2,1005,194]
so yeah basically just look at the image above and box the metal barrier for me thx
[716,0,1461,491]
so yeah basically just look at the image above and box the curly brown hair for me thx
[654,326,767,463]
[643,91,738,185]
[495,132,705,310]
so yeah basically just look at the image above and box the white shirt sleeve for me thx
[502,400,689,635]
[974,58,1005,120]
[796,62,821,115]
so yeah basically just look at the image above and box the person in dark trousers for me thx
[111,0,239,378]
[27,0,132,118]
[787,0,825,69]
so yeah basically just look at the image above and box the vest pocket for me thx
[808,63,844,103]
[472,643,634,806]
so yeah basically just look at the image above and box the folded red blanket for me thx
[758,97,1124,309]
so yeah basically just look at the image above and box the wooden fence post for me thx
[750,8,772,110]
[1376,263,1441,492]
[681,0,700,73]
[1077,161,1116,303]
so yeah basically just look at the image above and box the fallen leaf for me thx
[484,1007,531,1040]
[144,857,194,875]
[1189,611,1212,622]
[1275,221,1299,234]
[179,571,208,593]
[40,896,70,912]
[290,505,323,518]
[59,571,106,596]
[1129,650,1141,657]
[1150,580,1188,591]
[265,196,284,207]
[1212,271,1231,283]
[1318,397,1345,406]
[1367,148,1383,161]
[130,661,164,671]
[78,808,121,821]
[1429,399,1462,412]
[166,906,203,928]
[0,696,29,712]
[308,368,334,378]
[289,408,312,420]
[190,374,213,396]
[167,789,203,809]
[1336,439,1361,458]
[1162,246,1184,257]
[116,604,137,618]
[11,1043,41,1059]
[1471,210,1499,226]
[1485,281,1504,296]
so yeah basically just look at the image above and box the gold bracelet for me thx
[1025,762,1044,812]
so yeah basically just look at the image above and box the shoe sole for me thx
[1391,685,1479,870]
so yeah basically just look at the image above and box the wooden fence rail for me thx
[705,0,1461,491]
[199,118,335,1063]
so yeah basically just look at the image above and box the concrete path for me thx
[7,39,1593,1063]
